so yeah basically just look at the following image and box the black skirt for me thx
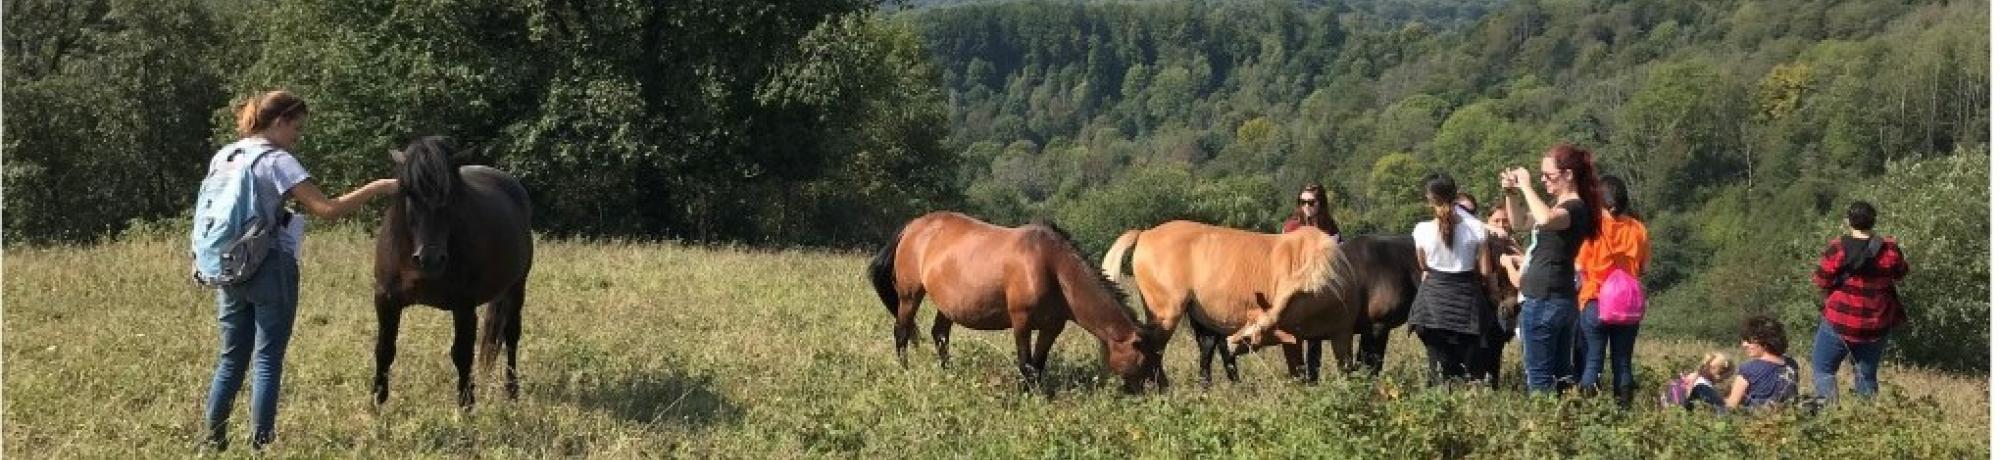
[1409,269,1501,346]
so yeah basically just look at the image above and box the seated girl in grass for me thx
[1662,351,1733,411]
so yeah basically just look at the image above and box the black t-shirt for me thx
[1520,198,1595,298]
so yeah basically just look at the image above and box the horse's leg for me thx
[371,296,403,407]
[1031,322,1064,396]
[930,312,952,368]
[450,307,478,410]
[1192,324,1221,387]
[893,293,923,368]
[1282,341,1308,382]
[1329,330,1356,379]
[501,280,525,400]
[1360,325,1390,376]
[1305,340,1323,384]
[1012,326,1036,392]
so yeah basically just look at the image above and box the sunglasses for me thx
[1298,198,1318,206]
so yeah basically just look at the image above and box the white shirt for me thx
[1410,208,1486,273]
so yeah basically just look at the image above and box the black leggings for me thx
[1419,328,1492,386]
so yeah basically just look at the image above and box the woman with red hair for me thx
[1499,143,1602,395]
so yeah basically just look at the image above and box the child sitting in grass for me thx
[1662,351,1733,411]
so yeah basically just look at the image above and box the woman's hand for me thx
[1506,168,1534,190]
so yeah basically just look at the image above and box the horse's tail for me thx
[478,279,525,376]
[868,224,906,316]
[1100,229,1143,283]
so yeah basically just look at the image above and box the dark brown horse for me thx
[1303,234,1421,379]
[867,212,1165,393]
[372,136,534,409]
[1303,234,1521,382]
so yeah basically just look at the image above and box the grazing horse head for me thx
[390,136,461,278]
[1034,219,1165,394]
[1088,265,1167,393]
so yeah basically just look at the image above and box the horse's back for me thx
[1336,234,1419,323]
[460,165,531,224]
[1133,220,1282,328]
[898,212,1042,330]
[458,165,535,285]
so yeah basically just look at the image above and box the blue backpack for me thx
[189,140,284,287]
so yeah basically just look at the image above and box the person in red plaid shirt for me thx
[1809,201,1909,406]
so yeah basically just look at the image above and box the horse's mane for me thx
[399,135,459,209]
[1026,218,1133,315]
[1281,229,1338,295]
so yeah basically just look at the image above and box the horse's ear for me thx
[389,149,407,164]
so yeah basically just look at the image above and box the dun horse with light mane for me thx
[868,212,1166,394]
[1102,221,1441,384]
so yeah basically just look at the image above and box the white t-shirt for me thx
[1410,208,1486,273]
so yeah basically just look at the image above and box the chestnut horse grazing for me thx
[867,212,1166,393]
[373,136,534,409]
[1099,221,1353,385]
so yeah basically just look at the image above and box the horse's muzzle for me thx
[413,247,448,274]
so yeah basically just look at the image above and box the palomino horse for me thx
[373,136,534,409]
[1099,221,1352,385]
[1112,225,1424,382]
[867,212,1166,393]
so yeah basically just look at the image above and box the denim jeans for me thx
[1578,301,1639,395]
[1811,318,1885,406]
[204,250,299,450]
[1518,294,1577,394]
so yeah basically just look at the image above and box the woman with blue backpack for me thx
[194,90,398,451]
[1572,175,1650,407]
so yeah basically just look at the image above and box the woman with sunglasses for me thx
[1499,144,1603,395]
[1282,183,1342,242]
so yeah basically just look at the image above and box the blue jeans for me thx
[1577,301,1639,395]
[1811,318,1885,406]
[1518,294,1577,394]
[204,250,299,450]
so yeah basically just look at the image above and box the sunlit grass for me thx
[4,228,1987,458]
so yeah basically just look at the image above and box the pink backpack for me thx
[1597,268,1646,325]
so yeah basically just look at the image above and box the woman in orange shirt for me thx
[1573,175,1650,407]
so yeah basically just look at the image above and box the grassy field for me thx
[4,228,1989,458]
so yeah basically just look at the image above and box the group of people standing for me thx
[1280,143,1912,413]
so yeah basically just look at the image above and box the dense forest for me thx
[3,0,1987,370]
[6,0,956,246]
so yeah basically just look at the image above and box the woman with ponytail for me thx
[1499,143,1602,395]
[1407,172,1498,387]
[201,90,399,451]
